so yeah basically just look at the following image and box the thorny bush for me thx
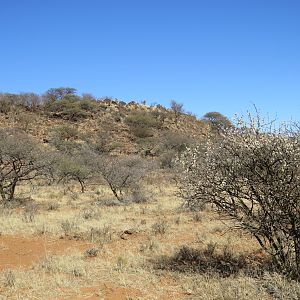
[178,113,300,279]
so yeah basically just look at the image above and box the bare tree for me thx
[0,93,20,114]
[55,150,93,193]
[170,100,184,128]
[19,93,41,110]
[0,129,52,203]
[178,113,300,279]
[95,155,152,201]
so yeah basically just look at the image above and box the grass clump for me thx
[154,243,275,278]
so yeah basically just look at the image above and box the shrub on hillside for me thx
[159,131,194,168]
[49,125,83,154]
[125,110,162,138]
[44,94,96,121]
[0,93,42,113]
[202,111,232,133]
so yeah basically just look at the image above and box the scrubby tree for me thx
[0,93,21,114]
[92,132,112,154]
[0,92,41,113]
[55,153,91,193]
[54,125,79,141]
[17,112,36,133]
[44,93,96,121]
[125,110,161,138]
[179,113,300,279]
[45,87,77,103]
[50,125,81,154]
[94,155,152,201]
[0,94,12,114]
[0,129,51,203]
[81,93,96,102]
[170,100,184,128]
[19,93,41,110]
[162,131,193,154]
[159,131,194,168]
[202,111,232,133]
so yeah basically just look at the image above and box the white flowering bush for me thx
[178,113,300,279]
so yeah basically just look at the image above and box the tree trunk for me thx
[111,187,122,201]
[0,184,7,202]
[8,181,17,201]
[78,178,85,193]
[294,238,300,279]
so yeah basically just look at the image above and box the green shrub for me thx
[126,110,160,127]
[52,125,79,141]
[130,126,153,138]
[50,126,81,154]
[125,110,162,138]
[45,94,96,121]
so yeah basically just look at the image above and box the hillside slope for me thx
[0,97,209,158]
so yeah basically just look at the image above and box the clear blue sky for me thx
[0,0,299,122]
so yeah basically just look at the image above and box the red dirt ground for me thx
[0,235,94,270]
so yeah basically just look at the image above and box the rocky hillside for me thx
[0,92,211,162]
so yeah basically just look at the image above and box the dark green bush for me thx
[125,110,162,138]
[45,94,96,121]
[130,126,153,138]
[126,110,159,127]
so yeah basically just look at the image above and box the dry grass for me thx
[0,179,299,299]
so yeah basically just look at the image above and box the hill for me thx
[0,89,212,163]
